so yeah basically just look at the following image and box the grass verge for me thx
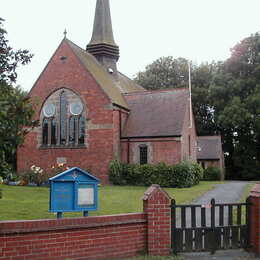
[233,182,255,224]
[0,181,224,220]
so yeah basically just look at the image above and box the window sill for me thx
[39,145,86,150]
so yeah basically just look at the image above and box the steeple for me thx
[87,0,119,74]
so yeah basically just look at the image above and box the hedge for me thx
[203,166,221,181]
[109,160,203,188]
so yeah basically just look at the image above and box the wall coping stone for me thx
[250,183,260,197]
[0,212,146,235]
[142,184,171,201]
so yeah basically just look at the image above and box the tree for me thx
[209,33,260,179]
[134,33,260,179]
[135,57,189,90]
[134,56,218,135]
[0,18,38,178]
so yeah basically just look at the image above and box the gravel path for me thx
[176,181,259,259]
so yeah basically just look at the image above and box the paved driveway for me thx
[176,181,250,227]
[192,181,249,205]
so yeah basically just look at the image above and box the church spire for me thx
[87,0,119,74]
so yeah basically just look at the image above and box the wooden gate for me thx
[171,198,251,254]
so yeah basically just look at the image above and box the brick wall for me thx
[249,183,260,256]
[120,138,181,165]
[181,102,197,162]
[0,214,147,260]
[0,185,172,260]
[17,40,117,183]
[143,184,171,256]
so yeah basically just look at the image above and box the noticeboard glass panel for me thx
[78,184,94,206]
[52,182,74,211]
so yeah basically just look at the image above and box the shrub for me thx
[152,162,173,187]
[5,172,18,182]
[21,165,47,186]
[109,159,127,185]
[0,153,13,180]
[191,162,204,185]
[109,160,202,188]
[172,161,196,188]
[203,166,221,181]
[124,163,142,185]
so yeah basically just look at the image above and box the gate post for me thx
[249,183,260,256]
[142,184,171,256]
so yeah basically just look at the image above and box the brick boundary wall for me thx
[143,184,171,256]
[249,182,260,256]
[0,185,172,260]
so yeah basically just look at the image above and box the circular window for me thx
[43,104,56,117]
[70,102,83,115]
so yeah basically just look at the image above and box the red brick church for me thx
[17,0,222,183]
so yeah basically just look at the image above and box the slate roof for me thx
[122,88,190,138]
[197,136,222,160]
[117,72,144,93]
[88,0,118,47]
[67,39,144,110]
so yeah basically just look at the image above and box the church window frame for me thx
[40,89,86,148]
[42,118,49,145]
[139,144,148,165]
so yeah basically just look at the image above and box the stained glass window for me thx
[140,145,148,165]
[69,116,76,144]
[42,119,49,145]
[60,92,67,145]
[78,116,85,145]
[51,119,57,145]
[42,90,85,147]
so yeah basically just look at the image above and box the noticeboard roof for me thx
[49,167,100,182]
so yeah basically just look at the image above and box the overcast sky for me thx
[2,0,260,91]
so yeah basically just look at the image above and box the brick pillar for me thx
[143,184,171,256]
[249,183,260,256]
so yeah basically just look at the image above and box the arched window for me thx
[42,119,49,145]
[60,91,68,145]
[139,145,148,165]
[41,89,85,147]
[51,119,57,145]
[69,116,76,145]
[78,116,85,145]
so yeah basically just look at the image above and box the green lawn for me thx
[0,182,224,221]
[238,182,255,203]
[233,182,255,224]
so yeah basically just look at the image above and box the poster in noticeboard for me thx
[78,184,94,206]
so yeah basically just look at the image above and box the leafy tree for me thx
[0,18,38,178]
[134,56,218,135]
[135,57,190,90]
[134,33,260,179]
[209,33,260,179]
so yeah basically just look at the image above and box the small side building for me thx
[197,136,225,179]
[121,89,197,165]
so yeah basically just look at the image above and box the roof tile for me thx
[197,136,222,160]
[66,39,144,109]
[122,89,190,137]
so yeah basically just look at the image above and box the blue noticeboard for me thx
[49,167,100,216]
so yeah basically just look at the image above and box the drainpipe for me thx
[127,138,130,164]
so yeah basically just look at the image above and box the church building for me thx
[17,0,200,183]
